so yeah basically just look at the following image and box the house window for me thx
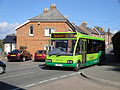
[44,28,55,36]
[29,25,34,36]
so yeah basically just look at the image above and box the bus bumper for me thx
[45,62,77,68]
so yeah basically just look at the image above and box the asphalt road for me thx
[0,60,81,90]
[0,46,119,90]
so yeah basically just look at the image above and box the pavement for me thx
[81,65,120,87]
[0,56,7,61]
[80,49,120,88]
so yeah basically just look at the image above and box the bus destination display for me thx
[51,33,77,38]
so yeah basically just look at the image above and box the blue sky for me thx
[0,0,120,39]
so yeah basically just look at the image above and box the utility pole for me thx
[108,28,110,45]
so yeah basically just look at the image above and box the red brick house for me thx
[15,4,76,55]
[92,27,113,46]
[15,4,113,55]
[79,21,98,37]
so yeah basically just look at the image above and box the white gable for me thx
[14,20,30,30]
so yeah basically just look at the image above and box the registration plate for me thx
[55,64,63,66]
[11,55,16,56]
[37,54,42,56]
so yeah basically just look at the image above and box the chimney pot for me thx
[64,16,68,19]
[44,8,49,13]
[101,27,104,31]
[50,3,56,10]
[82,21,87,26]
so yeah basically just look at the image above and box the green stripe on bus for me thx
[45,58,99,68]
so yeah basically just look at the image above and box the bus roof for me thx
[51,32,105,41]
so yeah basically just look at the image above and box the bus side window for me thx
[98,41,105,51]
[87,39,93,54]
[93,40,98,53]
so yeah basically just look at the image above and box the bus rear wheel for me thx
[98,53,105,66]
[73,61,81,71]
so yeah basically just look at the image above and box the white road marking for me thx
[0,71,35,79]
[68,72,80,76]
[49,77,58,81]
[59,75,68,78]
[38,80,49,84]
[25,83,36,88]
[24,72,81,88]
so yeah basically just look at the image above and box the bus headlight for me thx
[46,59,52,62]
[67,60,73,64]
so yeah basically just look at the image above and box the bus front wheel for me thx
[73,61,81,71]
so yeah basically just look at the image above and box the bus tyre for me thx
[45,65,49,69]
[74,61,80,71]
[98,54,105,66]
[45,64,50,70]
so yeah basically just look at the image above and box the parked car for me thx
[7,49,33,61]
[34,50,46,61]
[0,61,6,74]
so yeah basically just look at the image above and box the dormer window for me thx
[29,25,34,36]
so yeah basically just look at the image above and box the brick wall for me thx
[16,21,72,55]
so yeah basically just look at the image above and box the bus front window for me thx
[49,40,76,56]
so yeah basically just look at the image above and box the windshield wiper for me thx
[49,53,57,56]
[57,53,73,56]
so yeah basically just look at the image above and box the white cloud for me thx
[0,22,19,39]
[111,30,120,34]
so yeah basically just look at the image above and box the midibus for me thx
[45,32,105,71]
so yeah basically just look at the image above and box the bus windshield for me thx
[49,40,76,56]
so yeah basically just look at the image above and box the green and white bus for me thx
[45,32,105,71]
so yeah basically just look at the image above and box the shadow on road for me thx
[0,81,25,90]
[103,50,120,72]
[33,60,45,62]
[38,64,74,71]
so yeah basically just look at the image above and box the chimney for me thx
[50,4,56,10]
[82,21,87,26]
[64,16,68,19]
[101,27,104,31]
[71,22,75,25]
[44,8,49,13]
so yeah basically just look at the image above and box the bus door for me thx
[81,39,87,64]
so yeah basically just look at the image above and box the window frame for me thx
[29,25,34,36]
[75,39,82,55]
[87,39,104,54]
[44,28,55,37]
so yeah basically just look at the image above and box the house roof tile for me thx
[79,25,98,35]
[93,27,107,35]
[3,35,16,43]
[72,24,88,35]
[15,8,76,31]
[29,9,68,22]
